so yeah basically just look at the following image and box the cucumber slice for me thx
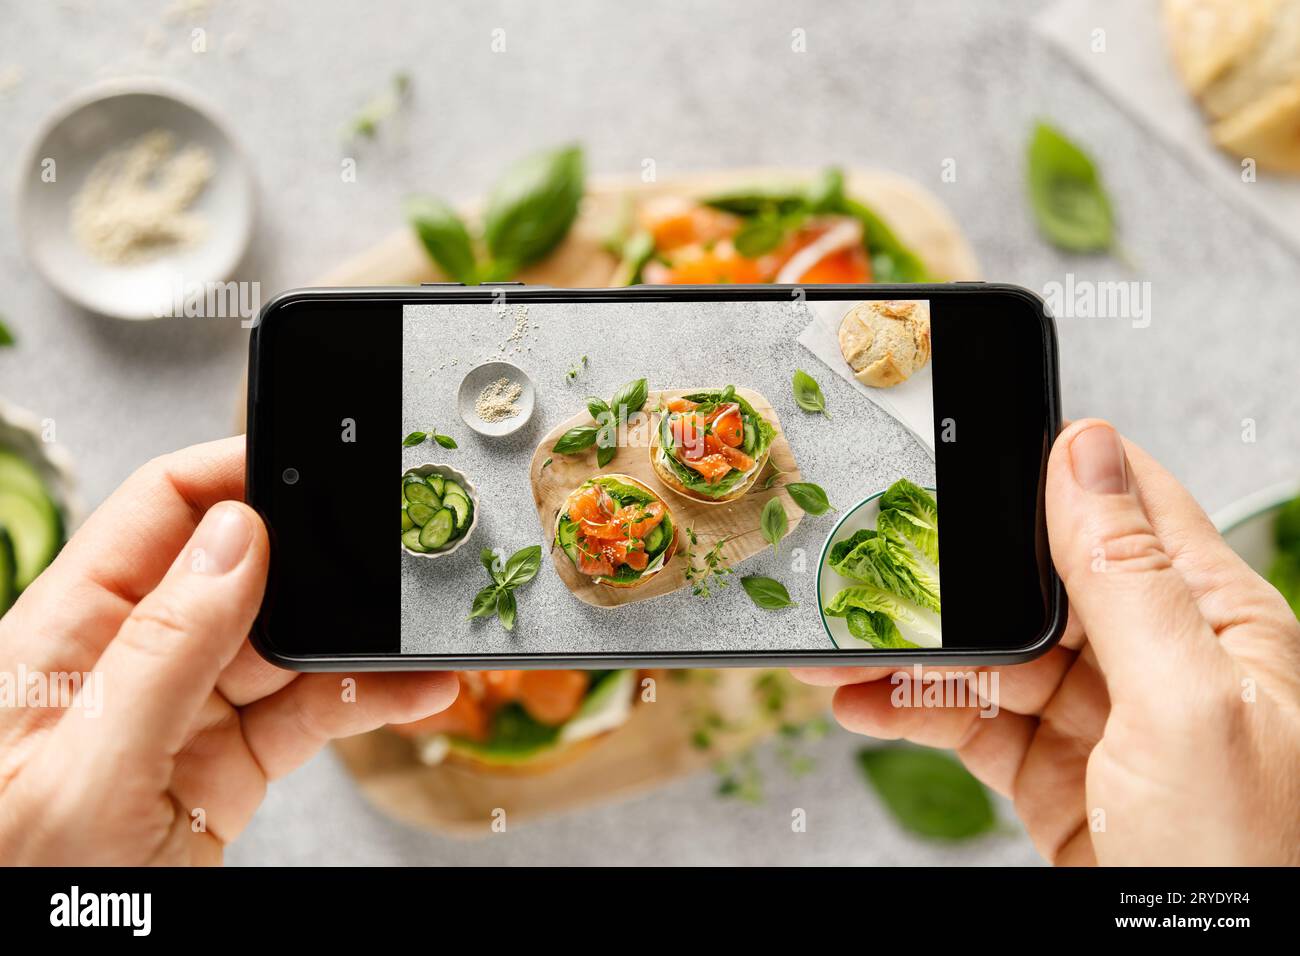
[644,523,665,554]
[445,494,471,530]
[401,528,427,552]
[442,480,467,501]
[0,451,48,501]
[0,526,16,614]
[427,475,446,496]
[0,490,61,590]
[742,420,756,455]
[403,477,438,506]
[401,508,415,531]
[555,518,580,564]
[406,502,437,527]
[419,509,455,549]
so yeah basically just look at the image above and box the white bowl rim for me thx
[1211,479,1300,534]
[815,484,938,649]
[401,463,480,559]
[13,76,257,321]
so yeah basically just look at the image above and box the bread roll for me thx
[837,300,931,388]
[1165,0,1300,173]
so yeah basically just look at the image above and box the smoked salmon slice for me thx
[519,670,590,725]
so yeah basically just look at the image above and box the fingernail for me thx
[1070,424,1128,494]
[189,503,253,575]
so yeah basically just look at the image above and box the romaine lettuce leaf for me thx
[824,585,939,648]
[879,479,939,565]
[829,528,940,612]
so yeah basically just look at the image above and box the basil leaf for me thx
[496,588,517,631]
[1026,120,1114,253]
[480,547,502,581]
[857,747,996,841]
[741,575,797,610]
[610,377,648,418]
[0,317,14,347]
[434,433,458,449]
[597,444,616,468]
[483,144,585,271]
[501,544,543,588]
[786,481,834,515]
[553,424,599,454]
[586,396,610,421]
[763,472,781,490]
[468,585,500,620]
[404,195,477,284]
[792,369,830,419]
[402,431,427,447]
[760,497,788,556]
[733,214,789,258]
[805,166,845,213]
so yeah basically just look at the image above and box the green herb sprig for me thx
[468,545,542,631]
[552,376,647,467]
[406,144,585,284]
[683,526,734,598]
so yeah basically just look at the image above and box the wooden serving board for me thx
[331,667,829,837]
[528,387,803,608]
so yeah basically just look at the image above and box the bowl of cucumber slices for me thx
[401,464,478,558]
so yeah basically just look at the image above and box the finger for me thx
[217,641,297,707]
[1122,439,1300,685]
[789,666,895,687]
[47,501,269,768]
[169,692,267,844]
[0,437,247,681]
[831,679,1038,798]
[239,672,458,780]
[1046,420,1228,702]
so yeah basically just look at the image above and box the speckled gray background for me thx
[3,0,1298,866]
[400,299,935,654]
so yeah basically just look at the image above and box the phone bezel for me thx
[247,282,1066,671]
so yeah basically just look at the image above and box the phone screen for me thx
[248,286,1062,667]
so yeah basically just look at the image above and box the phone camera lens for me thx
[282,467,300,485]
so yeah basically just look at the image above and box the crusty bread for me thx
[837,299,931,388]
[647,432,769,504]
[554,474,678,588]
[1165,0,1300,172]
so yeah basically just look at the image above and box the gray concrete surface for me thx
[2,0,1297,866]
[400,299,935,655]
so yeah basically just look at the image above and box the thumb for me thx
[67,501,269,764]
[1046,420,1223,700]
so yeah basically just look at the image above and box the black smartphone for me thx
[246,283,1063,670]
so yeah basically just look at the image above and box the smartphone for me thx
[246,283,1063,670]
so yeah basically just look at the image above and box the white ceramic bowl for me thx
[816,486,940,649]
[457,361,535,437]
[401,463,479,559]
[15,78,255,320]
[1213,479,1300,575]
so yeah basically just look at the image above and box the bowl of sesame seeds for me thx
[457,361,536,437]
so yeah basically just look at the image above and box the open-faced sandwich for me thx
[650,387,776,503]
[616,167,932,286]
[389,669,640,772]
[554,474,678,587]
